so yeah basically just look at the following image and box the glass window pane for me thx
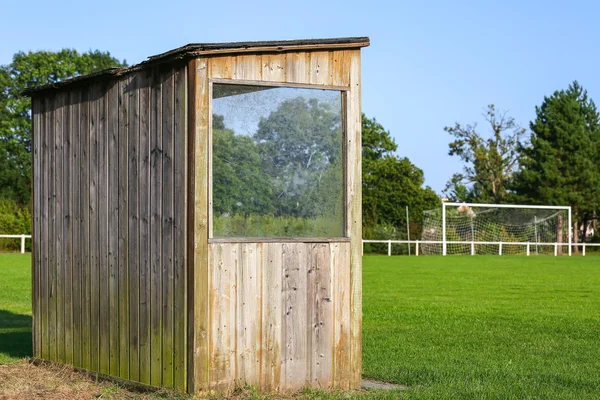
[212,83,344,238]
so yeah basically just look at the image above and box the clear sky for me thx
[2,0,599,193]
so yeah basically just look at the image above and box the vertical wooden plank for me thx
[138,72,152,385]
[96,83,110,374]
[31,98,40,359]
[128,74,140,383]
[71,91,81,368]
[347,50,363,389]
[309,51,330,85]
[80,88,91,370]
[284,52,309,84]
[46,96,56,362]
[161,70,175,388]
[54,92,65,364]
[210,57,233,79]
[63,92,73,366]
[282,243,308,390]
[39,98,49,360]
[208,244,220,390]
[88,85,100,372]
[173,66,187,391]
[233,54,262,80]
[107,79,120,375]
[261,243,282,391]
[150,67,163,387]
[261,54,286,83]
[330,51,346,87]
[332,243,351,389]
[236,243,260,387]
[308,243,333,389]
[213,243,237,393]
[118,77,130,379]
[189,57,210,393]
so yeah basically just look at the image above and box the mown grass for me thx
[1,254,599,398]
[363,255,600,399]
[0,254,32,364]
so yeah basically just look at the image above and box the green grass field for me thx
[363,255,600,399]
[1,254,599,398]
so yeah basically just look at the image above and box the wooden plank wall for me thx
[192,49,362,393]
[207,242,351,392]
[31,64,188,391]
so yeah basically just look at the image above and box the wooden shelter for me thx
[25,37,369,394]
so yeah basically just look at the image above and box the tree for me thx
[514,81,600,247]
[444,105,526,203]
[212,114,274,216]
[0,49,126,204]
[362,114,439,238]
[254,97,343,219]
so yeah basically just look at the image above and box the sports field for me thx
[1,253,599,398]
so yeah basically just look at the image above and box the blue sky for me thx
[3,0,599,193]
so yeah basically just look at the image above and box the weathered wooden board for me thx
[173,66,188,391]
[161,70,175,388]
[206,241,350,393]
[33,65,188,391]
[149,68,163,387]
[118,77,130,379]
[347,50,363,389]
[107,80,119,376]
[138,72,152,385]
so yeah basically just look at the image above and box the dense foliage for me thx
[362,115,440,253]
[0,49,126,205]
[444,105,526,203]
[514,81,600,246]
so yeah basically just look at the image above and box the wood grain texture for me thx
[205,241,350,392]
[138,72,152,385]
[34,66,188,390]
[80,88,91,370]
[347,50,363,389]
[173,66,188,391]
[149,68,163,387]
[55,92,65,365]
[161,70,174,388]
[118,77,130,379]
[39,98,49,361]
[127,74,140,383]
[70,91,81,368]
[63,92,73,366]
[107,80,120,376]
[308,243,333,389]
[190,57,210,393]
[282,243,308,390]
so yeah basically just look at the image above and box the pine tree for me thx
[515,81,600,249]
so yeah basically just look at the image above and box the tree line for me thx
[445,82,600,248]
[1,49,598,251]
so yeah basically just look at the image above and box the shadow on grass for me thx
[0,309,32,359]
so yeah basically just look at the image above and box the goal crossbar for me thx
[440,202,572,256]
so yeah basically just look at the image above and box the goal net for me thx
[421,203,571,256]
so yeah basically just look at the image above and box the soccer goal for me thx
[421,202,572,256]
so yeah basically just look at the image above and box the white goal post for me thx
[423,202,572,256]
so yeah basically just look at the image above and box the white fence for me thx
[362,239,600,256]
[0,234,31,254]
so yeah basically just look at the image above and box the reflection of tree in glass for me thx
[212,96,343,226]
[255,97,342,219]
[212,115,274,216]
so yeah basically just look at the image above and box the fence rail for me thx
[0,234,31,254]
[362,239,600,256]
[3,235,599,256]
